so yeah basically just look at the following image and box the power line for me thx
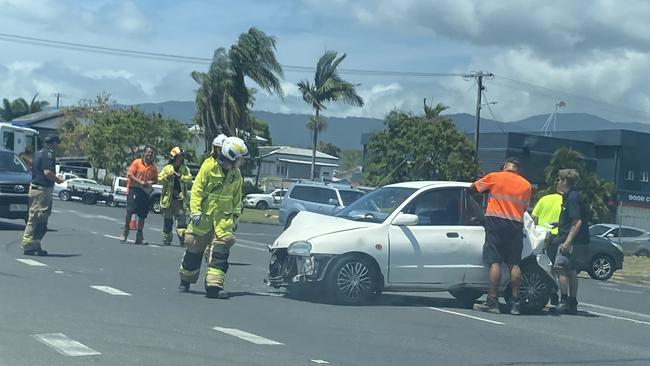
[481,90,509,136]
[0,32,468,77]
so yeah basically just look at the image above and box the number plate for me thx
[9,204,28,212]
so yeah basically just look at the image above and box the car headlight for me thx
[287,241,312,256]
[612,243,624,253]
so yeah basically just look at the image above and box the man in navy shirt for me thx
[553,169,589,315]
[22,135,64,256]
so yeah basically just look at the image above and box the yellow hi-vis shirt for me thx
[532,193,562,235]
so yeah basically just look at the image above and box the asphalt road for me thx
[1,200,650,366]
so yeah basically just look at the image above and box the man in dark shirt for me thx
[22,135,64,256]
[553,169,589,315]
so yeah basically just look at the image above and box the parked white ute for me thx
[266,181,555,312]
[244,188,286,210]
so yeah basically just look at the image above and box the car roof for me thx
[291,181,361,191]
[384,181,471,190]
[591,223,647,232]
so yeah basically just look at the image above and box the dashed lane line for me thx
[581,302,650,320]
[212,327,283,345]
[103,234,134,244]
[90,285,132,296]
[429,307,505,325]
[599,287,643,294]
[33,333,101,357]
[237,244,267,252]
[311,360,330,364]
[587,311,650,326]
[16,258,47,267]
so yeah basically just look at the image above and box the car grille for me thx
[0,183,29,194]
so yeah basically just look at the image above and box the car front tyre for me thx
[506,266,551,314]
[326,255,379,305]
[635,249,650,257]
[588,254,614,281]
[58,190,71,201]
[256,200,269,210]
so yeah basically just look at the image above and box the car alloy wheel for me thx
[589,255,613,281]
[256,201,268,210]
[519,270,549,310]
[328,256,377,305]
[152,200,161,214]
[58,190,71,201]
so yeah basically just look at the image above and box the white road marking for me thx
[311,360,330,364]
[52,209,61,213]
[90,286,132,296]
[212,327,283,345]
[103,234,134,243]
[33,333,101,356]
[238,239,268,247]
[600,287,643,294]
[80,214,119,222]
[54,270,64,274]
[16,259,47,267]
[90,231,98,235]
[588,311,650,326]
[581,302,650,320]
[148,227,162,232]
[429,307,505,325]
[237,232,270,236]
[237,244,267,252]
[253,292,285,297]
[149,244,161,248]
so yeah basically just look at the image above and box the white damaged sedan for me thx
[266,181,556,311]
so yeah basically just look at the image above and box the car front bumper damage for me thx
[266,248,335,288]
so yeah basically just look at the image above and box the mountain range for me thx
[136,101,650,150]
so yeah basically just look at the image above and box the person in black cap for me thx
[22,134,64,256]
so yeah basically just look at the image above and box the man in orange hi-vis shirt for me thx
[471,157,532,315]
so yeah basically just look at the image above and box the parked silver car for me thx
[589,223,650,257]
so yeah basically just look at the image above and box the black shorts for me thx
[483,216,524,265]
[127,187,150,219]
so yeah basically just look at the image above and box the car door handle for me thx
[446,232,459,238]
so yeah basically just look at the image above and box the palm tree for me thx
[297,50,365,180]
[0,94,49,121]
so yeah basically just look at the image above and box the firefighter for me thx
[158,147,193,246]
[177,135,245,298]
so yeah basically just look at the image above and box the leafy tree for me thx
[317,141,341,158]
[297,50,364,180]
[0,94,49,121]
[537,148,614,223]
[364,103,479,186]
[339,150,362,171]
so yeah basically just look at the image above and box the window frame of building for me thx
[641,171,649,183]
[625,170,635,181]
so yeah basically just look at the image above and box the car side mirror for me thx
[392,212,419,226]
[328,198,339,206]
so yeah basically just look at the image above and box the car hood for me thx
[245,194,267,199]
[0,171,31,184]
[273,211,377,248]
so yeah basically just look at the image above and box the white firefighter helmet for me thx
[221,137,249,162]
[212,134,228,147]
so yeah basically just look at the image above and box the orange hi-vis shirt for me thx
[127,158,158,189]
[474,171,532,223]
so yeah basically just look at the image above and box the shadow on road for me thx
[40,254,82,258]
[0,271,21,278]
[0,221,26,231]
[228,262,252,266]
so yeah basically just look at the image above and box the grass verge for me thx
[612,256,650,284]
[240,208,280,225]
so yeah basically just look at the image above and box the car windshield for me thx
[589,225,611,236]
[339,190,365,206]
[336,187,416,223]
[0,151,28,173]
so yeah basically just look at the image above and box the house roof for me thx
[277,158,339,167]
[11,110,65,127]
[261,146,338,160]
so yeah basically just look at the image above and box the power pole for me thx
[52,93,64,109]
[469,72,493,161]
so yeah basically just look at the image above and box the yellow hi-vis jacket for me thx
[189,157,243,218]
[157,163,192,209]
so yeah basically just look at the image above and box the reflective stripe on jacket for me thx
[158,163,192,209]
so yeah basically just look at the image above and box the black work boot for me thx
[24,249,48,256]
[567,297,578,315]
[178,280,190,293]
[205,287,229,299]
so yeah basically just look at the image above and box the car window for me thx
[336,187,416,223]
[589,225,610,236]
[289,185,324,204]
[0,151,28,173]
[608,228,620,237]
[339,190,364,206]
[463,189,486,226]
[620,228,644,237]
[403,188,462,226]
[320,188,338,204]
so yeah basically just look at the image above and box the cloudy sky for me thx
[2,0,650,123]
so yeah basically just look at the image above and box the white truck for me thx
[111,176,164,213]
[1,123,39,159]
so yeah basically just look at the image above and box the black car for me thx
[574,235,624,281]
[0,148,31,223]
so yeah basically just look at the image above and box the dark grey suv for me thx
[0,149,31,222]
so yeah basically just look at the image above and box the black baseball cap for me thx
[44,135,61,144]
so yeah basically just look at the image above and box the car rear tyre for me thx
[256,201,269,210]
[449,289,483,309]
[58,190,71,201]
[505,266,551,314]
[82,192,97,205]
[326,255,379,305]
[588,254,614,281]
[151,198,161,214]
